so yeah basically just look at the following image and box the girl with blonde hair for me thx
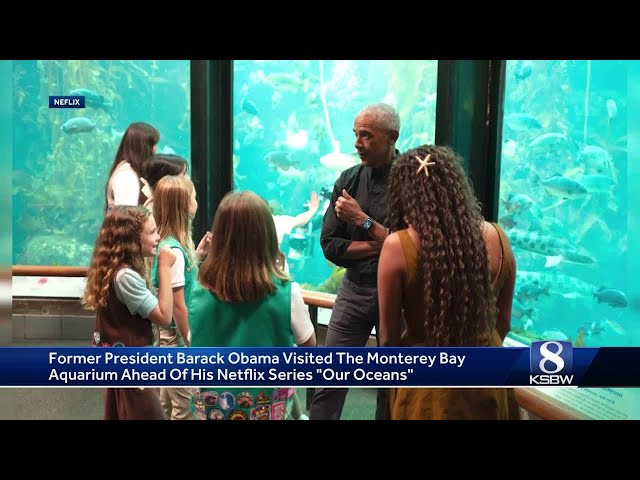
[151,175,210,420]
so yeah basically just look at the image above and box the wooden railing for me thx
[11,265,580,420]
[12,266,89,277]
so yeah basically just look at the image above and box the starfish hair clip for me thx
[415,154,436,177]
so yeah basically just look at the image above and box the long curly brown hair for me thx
[388,145,496,346]
[82,206,151,310]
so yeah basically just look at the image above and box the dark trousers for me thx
[309,278,388,420]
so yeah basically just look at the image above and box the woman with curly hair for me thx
[82,205,175,420]
[377,145,520,420]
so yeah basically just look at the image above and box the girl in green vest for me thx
[189,191,316,420]
[151,175,210,420]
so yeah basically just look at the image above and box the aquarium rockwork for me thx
[12,60,191,266]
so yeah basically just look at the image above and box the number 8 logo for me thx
[538,341,565,374]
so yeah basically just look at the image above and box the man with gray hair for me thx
[310,103,400,420]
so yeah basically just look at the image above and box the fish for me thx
[61,117,96,134]
[594,288,628,308]
[501,193,535,214]
[516,271,597,299]
[319,187,333,201]
[516,282,550,302]
[535,174,588,199]
[69,88,112,111]
[504,113,542,132]
[507,229,597,267]
[264,151,298,171]
[240,97,258,116]
[528,133,581,158]
[580,145,613,173]
[264,72,311,93]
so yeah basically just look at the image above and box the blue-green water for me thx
[12,59,638,350]
[499,60,638,348]
[232,60,438,288]
[12,60,191,266]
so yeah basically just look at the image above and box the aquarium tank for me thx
[497,60,638,349]
[12,60,191,266]
[232,60,438,293]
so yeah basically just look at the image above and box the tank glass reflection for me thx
[12,60,191,266]
[498,60,637,348]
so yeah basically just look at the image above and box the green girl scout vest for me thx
[188,277,295,420]
[151,236,196,329]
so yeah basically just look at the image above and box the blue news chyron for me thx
[529,340,574,385]
[49,96,85,108]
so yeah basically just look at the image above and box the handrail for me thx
[301,290,336,309]
[515,389,585,420]
[12,264,583,420]
[13,266,89,277]
[12,265,337,308]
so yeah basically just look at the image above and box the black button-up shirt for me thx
[320,160,393,284]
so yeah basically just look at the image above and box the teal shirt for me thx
[151,236,196,329]
[188,277,295,420]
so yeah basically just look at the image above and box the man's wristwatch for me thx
[362,217,374,231]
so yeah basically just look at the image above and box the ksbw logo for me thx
[529,341,574,385]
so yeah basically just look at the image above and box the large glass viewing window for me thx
[12,60,192,267]
[232,60,438,293]
[499,60,639,419]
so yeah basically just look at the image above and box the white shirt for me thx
[169,248,186,288]
[290,281,315,345]
[107,162,140,206]
[141,178,153,209]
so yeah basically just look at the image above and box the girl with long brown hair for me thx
[377,145,519,420]
[189,191,316,420]
[83,205,175,419]
[105,122,160,210]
